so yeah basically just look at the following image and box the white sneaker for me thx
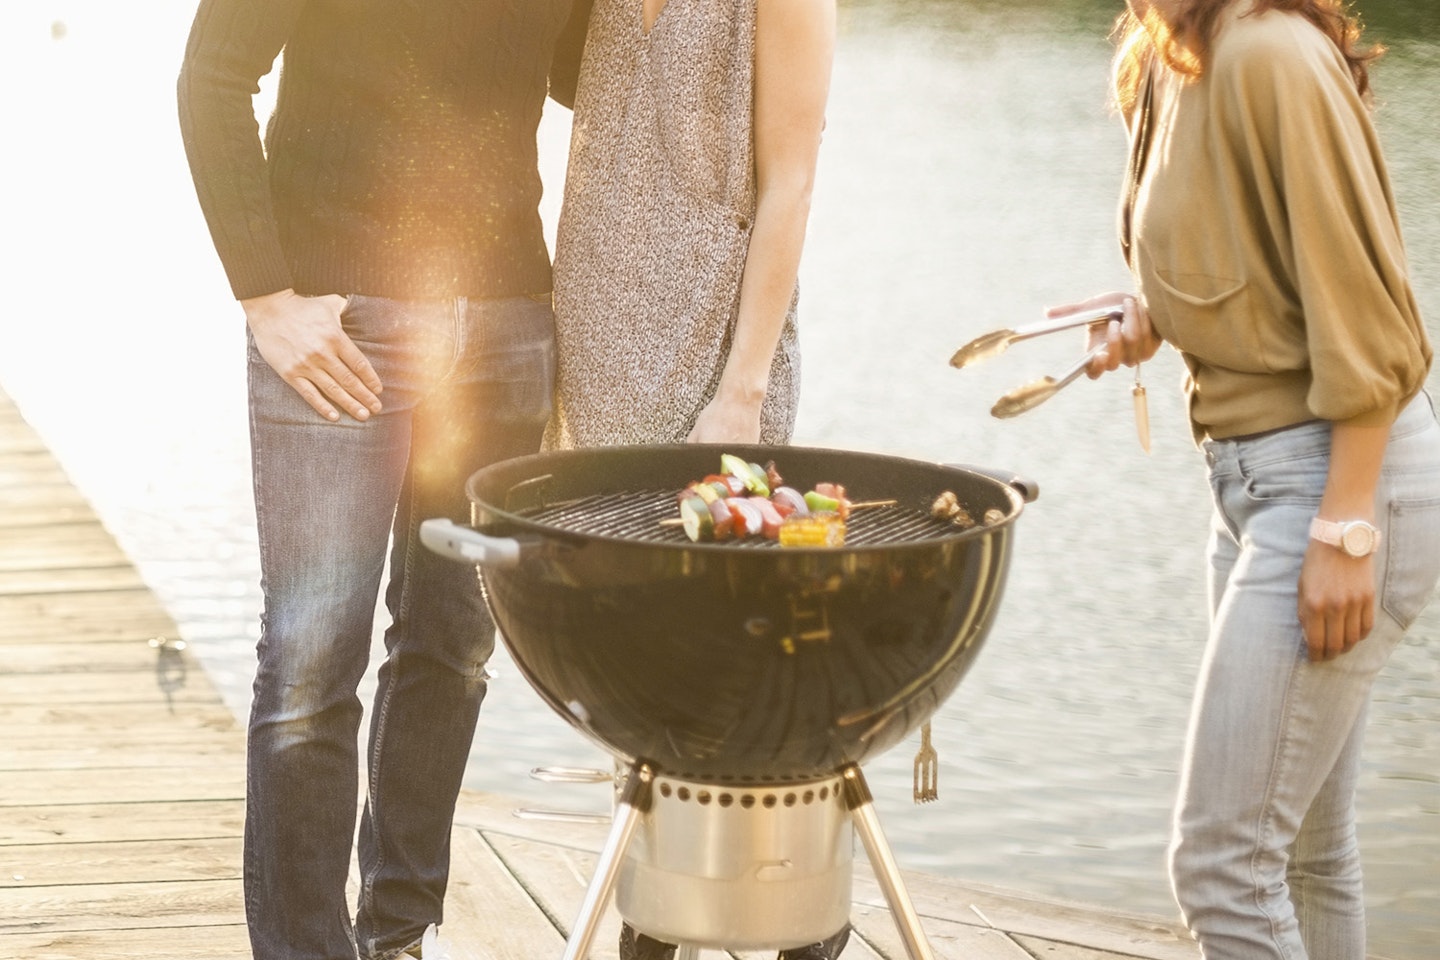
[411,924,456,960]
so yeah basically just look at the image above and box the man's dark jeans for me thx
[243,293,555,960]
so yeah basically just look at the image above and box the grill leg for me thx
[841,765,936,960]
[561,762,656,960]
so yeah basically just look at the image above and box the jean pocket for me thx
[1239,447,1329,503]
[1380,495,1440,630]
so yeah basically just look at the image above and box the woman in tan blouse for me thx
[1053,0,1440,956]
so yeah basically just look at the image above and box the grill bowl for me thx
[452,443,1030,783]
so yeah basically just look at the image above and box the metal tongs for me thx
[949,304,1122,419]
[952,303,1153,452]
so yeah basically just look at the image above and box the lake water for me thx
[2,1,1436,957]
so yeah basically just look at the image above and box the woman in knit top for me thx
[1053,0,1440,956]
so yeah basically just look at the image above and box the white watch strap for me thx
[1309,517,1381,556]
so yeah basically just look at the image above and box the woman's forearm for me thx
[716,185,815,403]
[1320,418,1390,521]
[715,0,835,407]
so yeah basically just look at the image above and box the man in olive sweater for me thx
[177,3,588,958]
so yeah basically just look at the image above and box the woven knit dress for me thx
[546,0,801,449]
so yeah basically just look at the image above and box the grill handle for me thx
[420,518,524,568]
[945,463,1040,503]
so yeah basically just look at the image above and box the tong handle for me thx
[1053,343,1108,390]
[1008,304,1123,345]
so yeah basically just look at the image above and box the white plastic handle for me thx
[419,518,523,568]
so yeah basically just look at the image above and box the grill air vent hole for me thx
[655,778,843,807]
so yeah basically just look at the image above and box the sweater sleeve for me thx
[548,0,594,110]
[177,0,305,301]
[1215,17,1431,426]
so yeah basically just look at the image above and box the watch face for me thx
[1341,523,1376,557]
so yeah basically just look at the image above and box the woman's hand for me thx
[687,392,763,445]
[1044,291,1162,378]
[1297,419,1389,661]
[1297,543,1375,661]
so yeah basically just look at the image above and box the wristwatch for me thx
[1309,517,1382,558]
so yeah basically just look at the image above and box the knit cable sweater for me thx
[178,0,588,302]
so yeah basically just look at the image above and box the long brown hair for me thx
[1112,0,1383,115]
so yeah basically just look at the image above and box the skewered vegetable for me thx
[778,511,846,547]
[751,496,784,539]
[678,496,713,542]
[763,461,785,490]
[804,490,841,515]
[704,473,747,498]
[727,497,765,537]
[689,481,735,540]
[720,454,771,498]
[770,486,809,518]
[674,454,859,544]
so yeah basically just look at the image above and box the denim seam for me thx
[1252,650,1303,959]
[244,356,263,931]
[361,455,423,959]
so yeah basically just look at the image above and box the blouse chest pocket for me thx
[1144,264,1270,374]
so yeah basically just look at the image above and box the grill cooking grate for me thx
[517,489,974,547]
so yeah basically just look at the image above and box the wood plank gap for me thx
[474,825,572,936]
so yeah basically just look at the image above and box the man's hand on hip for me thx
[243,290,384,422]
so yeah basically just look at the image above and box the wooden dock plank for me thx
[439,826,571,960]
[0,564,149,597]
[0,702,238,736]
[849,907,1035,960]
[0,878,244,935]
[0,590,178,642]
[0,924,252,960]
[0,671,225,706]
[0,488,94,528]
[0,837,241,888]
[482,831,625,960]
[0,765,244,807]
[0,447,70,477]
[4,639,203,673]
[0,523,126,570]
[0,800,245,847]
[854,871,1196,960]
[0,735,247,772]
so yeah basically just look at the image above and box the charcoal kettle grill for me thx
[421,443,1035,960]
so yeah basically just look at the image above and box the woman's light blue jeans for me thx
[243,294,555,960]
[1171,392,1440,959]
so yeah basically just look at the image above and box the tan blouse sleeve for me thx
[1213,19,1431,426]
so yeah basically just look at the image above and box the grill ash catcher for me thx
[420,443,1038,960]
